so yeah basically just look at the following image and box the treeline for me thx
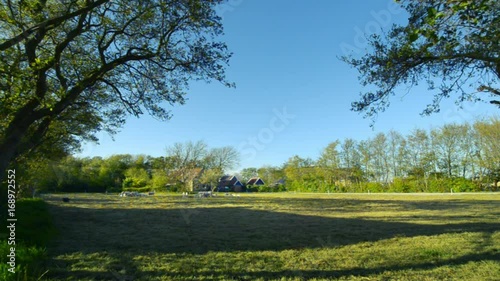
[14,118,500,195]
[242,118,500,193]
[14,141,240,196]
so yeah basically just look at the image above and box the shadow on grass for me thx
[244,196,500,212]
[161,251,500,280]
[49,251,500,280]
[45,197,499,280]
[47,206,500,254]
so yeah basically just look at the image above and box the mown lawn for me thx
[43,193,500,280]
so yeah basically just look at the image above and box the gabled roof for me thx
[247,177,265,185]
[218,175,241,187]
[219,175,235,182]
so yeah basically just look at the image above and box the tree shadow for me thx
[49,251,500,281]
[247,196,500,212]
[45,197,499,280]
[136,251,500,280]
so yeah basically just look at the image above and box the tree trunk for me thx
[0,103,50,183]
[0,151,14,183]
[0,134,22,184]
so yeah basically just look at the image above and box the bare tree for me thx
[431,124,466,178]
[167,141,208,169]
[205,146,240,172]
[371,133,390,183]
[166,140,207,189]
[387,130,405,179]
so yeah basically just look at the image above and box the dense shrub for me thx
[254,185,285,192]
[278,176,486,193]
[0,199,57,281]
[358,182,385,193]
[241,184,287,192]
[450,178,478,192]
[389,178,416,192]
[273,184,287,192]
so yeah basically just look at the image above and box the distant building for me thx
[246,177,265,186]
[218,175,244,192]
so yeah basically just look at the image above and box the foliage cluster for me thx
[343,0,500,118]
[246,184,287,193]
[0,0,233,184]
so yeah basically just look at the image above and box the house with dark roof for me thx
[247,177,265,186]
[218,175,244,192]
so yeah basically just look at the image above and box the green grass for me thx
[42,193,499,280]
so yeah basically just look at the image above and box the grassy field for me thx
[42,192,499,280]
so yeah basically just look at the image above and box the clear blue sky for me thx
[77,0,497,171]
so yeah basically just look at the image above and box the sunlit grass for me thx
[43,193,499,280]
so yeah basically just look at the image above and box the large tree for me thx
[0,0,233,182]
[342,0,499,119]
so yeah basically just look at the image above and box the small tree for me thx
[151,169,169,191]
[199,168,223,192]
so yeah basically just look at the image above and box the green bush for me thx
[0,199,56,281]
[258,185,272,192]
[244,184,287,192]
[274,184,287,192]
[0,241,48,281]
[451,177,477,192]
[359,182,385,193]
[426,178,447,192]
[273,177,481,193]
[389,178,417,192]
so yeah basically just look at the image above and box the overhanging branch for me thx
[0,0,108,51]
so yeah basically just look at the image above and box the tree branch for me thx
[54,10,91,90]
[0,0,108,51]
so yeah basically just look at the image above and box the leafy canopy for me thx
[342,0,500,119]
[0,0,233,175]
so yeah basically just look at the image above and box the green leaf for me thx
[427,7,437,18]
[409,32,419,43]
